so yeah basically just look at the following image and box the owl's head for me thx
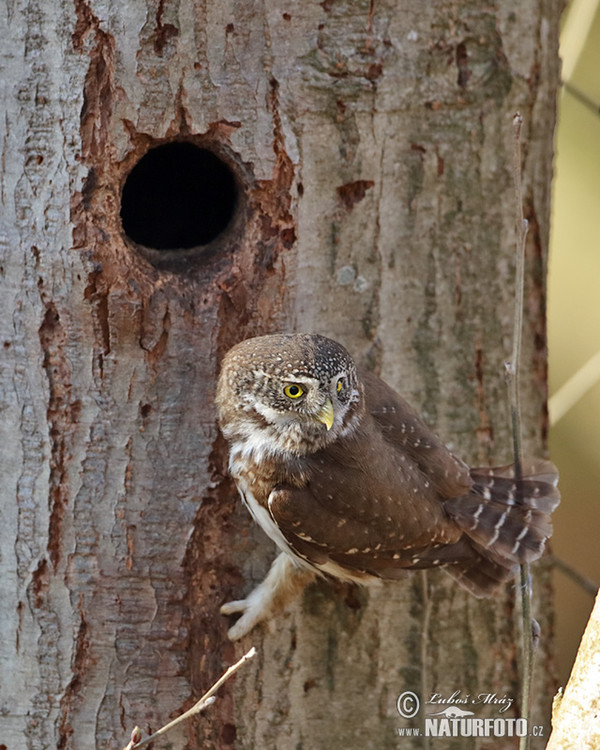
[216,333,362,457]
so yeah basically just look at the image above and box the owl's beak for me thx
[315,398,334,431]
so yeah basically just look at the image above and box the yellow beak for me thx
[316,398,334,431]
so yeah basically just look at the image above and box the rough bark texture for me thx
[547,590,600,750]
[0,1,561,749]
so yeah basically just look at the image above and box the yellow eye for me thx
[284,383,304,399]
[336,379,343,393]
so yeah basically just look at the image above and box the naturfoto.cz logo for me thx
[396,690,546,739]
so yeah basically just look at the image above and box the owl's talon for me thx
[220,553,313,640]
[220,599,247,616]
[221,596,266,640]
[226,613,261,641]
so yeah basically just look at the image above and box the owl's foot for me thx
[221,552,315,640]
[220,595,268,641]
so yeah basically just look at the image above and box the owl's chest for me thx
[228,444,308,560]
[228,438,308,498]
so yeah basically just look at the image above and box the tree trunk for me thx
[547,590,600,750]
[0,1,561,749]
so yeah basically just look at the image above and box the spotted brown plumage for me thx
[216,333,560,640]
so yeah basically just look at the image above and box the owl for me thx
[216,333,559,640]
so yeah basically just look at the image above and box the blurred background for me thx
[549,0,600,687]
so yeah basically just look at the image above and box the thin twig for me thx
[550,555,599,598]
[507,112,527,480]
[123,647,257,750]
[548,348,600,425]
[505,112,533,750]
[420,571,432,750]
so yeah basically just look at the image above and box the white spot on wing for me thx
[469,504,484,530]
[485,509,509,548]
[510,525,529,555]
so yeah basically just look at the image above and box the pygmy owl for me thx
[216,333,559,640]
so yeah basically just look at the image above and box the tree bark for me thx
[547,590,600,750]
[0,1,561,749]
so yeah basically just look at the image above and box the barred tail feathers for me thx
[444,458,560,596]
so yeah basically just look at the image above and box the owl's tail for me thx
[443,458,560,596]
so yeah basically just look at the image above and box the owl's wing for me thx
[359,369,472,498]
[268,478,469,580]
[267,423,465,579]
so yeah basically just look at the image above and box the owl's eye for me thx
[336,378,344,393]
[284,383,304,399]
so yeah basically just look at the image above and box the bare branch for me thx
[123,647,257,750]
[505,112,534,750]
[548,349,600,425]
[551,556,599,598]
